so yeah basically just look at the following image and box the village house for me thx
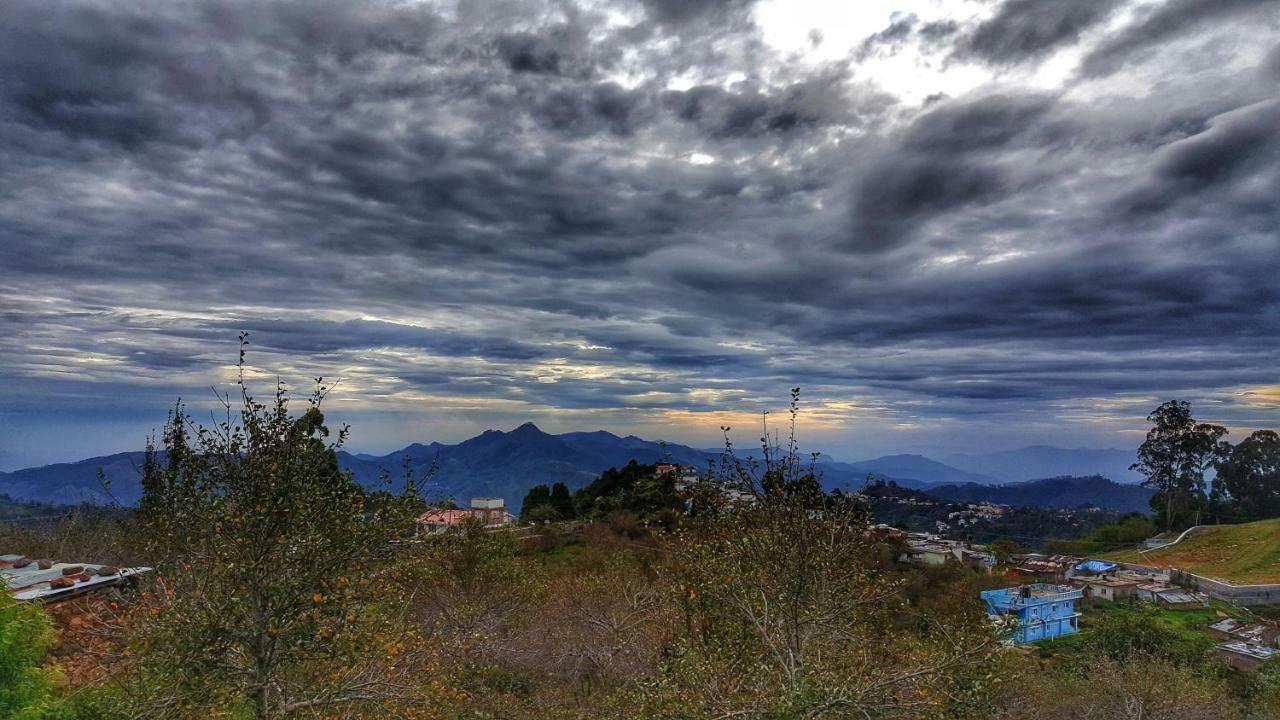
[1216,641,1279,671]
[1135,583,1206,608]
[1208,618,1280,646]
[981,583,1083,644]
[1074,574,1142,602]
[417,497,516,535]
[1007,554,1082,582]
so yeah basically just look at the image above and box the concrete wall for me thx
[1177,572,1280,606]
[1106,560,1280,606]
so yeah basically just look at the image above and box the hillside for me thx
[1,428,1150,513]
[943,446,1142,484]
[927,475,1153,513]
[1102,519,1280,585]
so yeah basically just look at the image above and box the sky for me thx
[1,0,1278,470]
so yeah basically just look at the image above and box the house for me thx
[416,508,474,534]
[469,497,515,527]
[1231,622,1280,647]
[1,554,150,603]
[1216,641,1279,671]
[981,583,1083,643]
[1208,617,1248,639]
[1074,575,1141,602]
[900,542,957,567]
[1009,554,1082,582]
[1136,583,1207,609]
[417,498,516,534]
[1209,618,1280,646]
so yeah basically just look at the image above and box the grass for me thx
[1101,518,1280,585]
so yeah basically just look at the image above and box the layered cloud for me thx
[0,0,1277,467]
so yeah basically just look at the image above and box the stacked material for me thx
[1,553,150,602]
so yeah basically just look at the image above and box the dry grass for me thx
[1102,519,1280,585]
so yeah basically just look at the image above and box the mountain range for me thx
[0,423,1147,512]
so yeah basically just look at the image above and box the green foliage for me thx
[1082,605,1213,668]
[621,392,998,719]
[1215,430,1280,522]
[121,337,423,719]
[548,482,575,520]
[573,460,683,521]
[1044,513,1157,554]
[0,590,57,720]
[519,485,552,522]
[1131,400,1230,531]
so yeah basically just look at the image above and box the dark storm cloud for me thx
[1115,99,1280,218]
[955,0,1123,64]
[0,0,1278,468]
[848,93,1057,251]
[1080,0,1277,76]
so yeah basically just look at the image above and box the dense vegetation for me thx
[2,364,1279,719]
[1133,401,1280,531]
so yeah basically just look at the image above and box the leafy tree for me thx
[1215,430,1280,521]
[988,538,1022,565]
[522,504,562,524]
[519,484,552,522]
[630,390,997,718]
[548,481,576,520]
[123,337,423,719]
[1131,401,1229,531]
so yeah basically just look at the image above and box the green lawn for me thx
[1101,519,1280,585]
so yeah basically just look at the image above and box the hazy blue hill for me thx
[942,446,1142,484]
[926,475,1153,513]
[560,430,712,469]
[836,454,999,486]
[0,451,151,506]
[0,430,1147,514]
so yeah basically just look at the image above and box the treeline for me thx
[518,459,683,525]
[1133,401,1280,530]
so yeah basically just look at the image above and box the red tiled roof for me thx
[416,509,472,525]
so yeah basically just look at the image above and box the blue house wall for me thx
[981,584,1083,643]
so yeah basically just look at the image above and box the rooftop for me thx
[1218,641,1279,661]
[983,583,1083,609]
[1,554,150,603]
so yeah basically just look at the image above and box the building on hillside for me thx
[900,542,957,567]
[981,583,1083,643]
[1136,583,1207,608]
[1,554,150,603]
[1209,618,1280,646]
[1216,641,1279,671]
[1074,575,1141,602]
[1008,554,1082,582]
[416,497,515,535]
[470,497,515,526]
[417,509,473,535]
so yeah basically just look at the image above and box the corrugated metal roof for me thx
[1,554,151,602]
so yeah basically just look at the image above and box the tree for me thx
[1131,401,1229,532]
[548,481,576,520]
[519,484,552,522]
[988,538,1022,565]
[631,390,998,718]
[1215,430,1280,521]
[123,337,423,719]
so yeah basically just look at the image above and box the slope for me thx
[1101,519,1280,585]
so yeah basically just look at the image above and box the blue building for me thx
[980,583,1083,643]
